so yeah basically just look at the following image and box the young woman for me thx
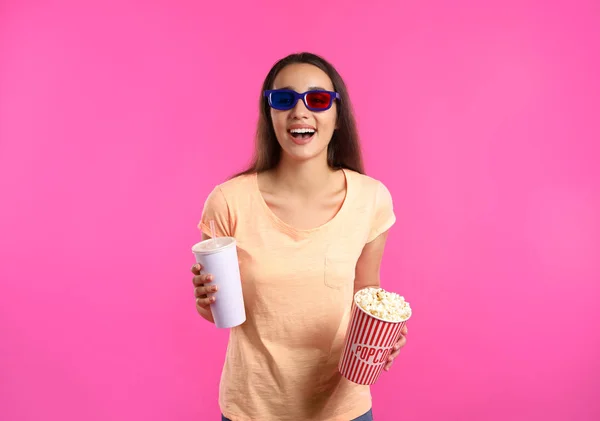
[191,52,408,421]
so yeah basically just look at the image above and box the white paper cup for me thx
[191,237,246,329]
[338,290,410,385]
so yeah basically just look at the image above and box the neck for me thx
[273,154,335,197]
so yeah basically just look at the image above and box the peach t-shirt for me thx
[198,168,395,421]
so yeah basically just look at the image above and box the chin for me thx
[277,132,331,163]
[282,145,328,163]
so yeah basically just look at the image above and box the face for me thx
[269,63,338,164]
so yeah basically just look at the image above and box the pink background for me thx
[1,0,599,420]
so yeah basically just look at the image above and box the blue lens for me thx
[271,91,295,109]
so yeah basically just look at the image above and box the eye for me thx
[272,91,295,106]
[307,92,331,108]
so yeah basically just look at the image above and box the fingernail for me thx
[211,286,218,292]
[210,297,215,302]
[209,275,214,281]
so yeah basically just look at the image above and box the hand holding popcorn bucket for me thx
[338,287,412,385]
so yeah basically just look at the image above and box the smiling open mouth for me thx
[289,128,316,140]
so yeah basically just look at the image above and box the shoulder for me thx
[200,173,256,234]
[345,169,392,200]
[345,170,396,242]
[202,173,255,212]
[210,173,256,199]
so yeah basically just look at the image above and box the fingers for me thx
[194,284,218,297]
[401,325,408,335]
[394,335,407,351]
[384,347,399,371]
[196,295,216,309]
[191,263,203,275]
[387,343,403,360]
[192,273,214,287]
[192,263,216,312]
[384,334,408,371]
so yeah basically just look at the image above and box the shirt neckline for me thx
[253,168,352,236]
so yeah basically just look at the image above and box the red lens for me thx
[306,92,332,109]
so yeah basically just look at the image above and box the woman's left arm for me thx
[354,230,408,371]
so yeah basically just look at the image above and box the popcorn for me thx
[355,287,412,322]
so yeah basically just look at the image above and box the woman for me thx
[192,52,408,421]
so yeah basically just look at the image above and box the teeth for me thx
[290,128,315,134]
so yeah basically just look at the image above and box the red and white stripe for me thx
[338,302,406,385]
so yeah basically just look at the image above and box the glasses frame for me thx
[263,89,340,112]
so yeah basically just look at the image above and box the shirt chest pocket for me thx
[324,246,356,290]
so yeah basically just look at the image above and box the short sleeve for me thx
[367,182,396,243]
[198,186,231,238]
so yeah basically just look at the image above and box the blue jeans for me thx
[222,408,373,421]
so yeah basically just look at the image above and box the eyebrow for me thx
[279,85,330,91]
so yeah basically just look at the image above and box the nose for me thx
[289,96,310,120]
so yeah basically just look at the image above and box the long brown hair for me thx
[234,52,364,177]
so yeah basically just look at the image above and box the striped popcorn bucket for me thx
[338,294,409,385]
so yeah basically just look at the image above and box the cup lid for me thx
[191,237,236,255]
